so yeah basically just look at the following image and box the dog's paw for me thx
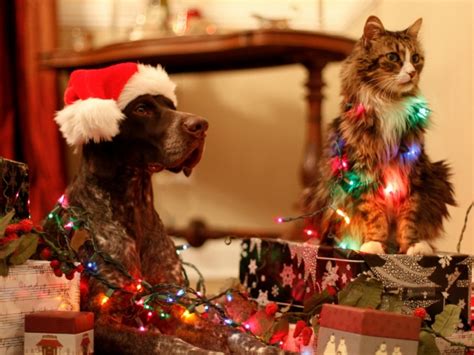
[360,241,385,254]
[406,241,433,255]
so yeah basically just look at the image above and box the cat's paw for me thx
[360,241,385,254]
[406,241,433,255]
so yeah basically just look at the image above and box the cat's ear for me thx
[406,18,423,38]
[363,16,385,46]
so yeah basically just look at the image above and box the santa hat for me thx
[55,62,177,146]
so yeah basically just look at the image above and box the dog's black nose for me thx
[183,116,208,138]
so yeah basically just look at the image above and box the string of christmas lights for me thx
[275,96,431,249]
[40,196,312,349]
[43,199,241,325]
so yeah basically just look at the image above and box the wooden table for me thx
[40,29,355,245]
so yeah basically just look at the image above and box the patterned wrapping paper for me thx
[317,304,421,355]
[239,238,473,329]
[435,331,474,354]
[0,261,80,355]
[319,304,421,339]
[24,311,94,355]
[0,157,30,219]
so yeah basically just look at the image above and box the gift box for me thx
[435,331,474,355]
[317,304,421,355]
[24,311,94,355]
[0,260,80,354]
[239,238,473,329]
[0,157,30,219]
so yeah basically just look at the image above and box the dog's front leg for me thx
[94,316,222,355]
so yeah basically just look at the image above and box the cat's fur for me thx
[305,16,455,255]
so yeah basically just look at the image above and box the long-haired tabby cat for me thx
[305,16,455,255]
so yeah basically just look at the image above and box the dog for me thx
[46,63,282,354]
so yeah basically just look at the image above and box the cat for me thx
[304,16,455,255]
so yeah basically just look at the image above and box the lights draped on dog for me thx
[41,197,315,350]
[55,62,177,146]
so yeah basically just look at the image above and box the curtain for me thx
[0,0,66,222]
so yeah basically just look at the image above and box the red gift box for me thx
[24,311,94,355]
[317,304,421,355]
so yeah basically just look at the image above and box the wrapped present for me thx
[0,260,80,354]
[239,238,473,329]
[435,331,474,355]
[24,311,94,355]
[0,157,30,219]
[317,304,421,355]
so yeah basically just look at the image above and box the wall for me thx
[155,0,473,277]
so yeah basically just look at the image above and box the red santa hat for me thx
[55,62,177,146]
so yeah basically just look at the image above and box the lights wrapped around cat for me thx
[291,16,455,255]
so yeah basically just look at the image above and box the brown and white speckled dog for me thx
[304,17,455,255]
[47,63,283,354]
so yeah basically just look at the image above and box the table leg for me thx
[301,60,326,188]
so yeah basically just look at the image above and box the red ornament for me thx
[4,224,19,235]
[50,260,60,269]
[326,286,337,296]
[413,307,427,319]
[293,320,306,338]
[53,268,63,277]
[39,247,52,260]
[301,327,313,346]
[265,302,278,316]
[65,272,75,280]
[18,219,34,233]
[75,264,85,273]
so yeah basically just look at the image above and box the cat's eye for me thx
[386,52,400,62]
[412,54,420,63]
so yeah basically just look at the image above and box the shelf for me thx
[40,29,355,74]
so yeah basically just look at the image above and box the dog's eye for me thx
[386,52,400,62]
[134,104,151,115]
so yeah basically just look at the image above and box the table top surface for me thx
[40,28,356,73]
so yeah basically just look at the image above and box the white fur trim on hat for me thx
[117,64,177,109]
[54,98,125,146]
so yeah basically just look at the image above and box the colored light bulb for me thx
[100,295,109,305]
[335,208,351,224]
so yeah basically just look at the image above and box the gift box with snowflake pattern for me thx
[239,238,473,329]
